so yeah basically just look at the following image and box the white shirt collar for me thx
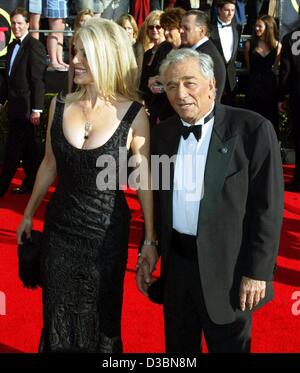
[217,17,232,27]
[191,36,209,50]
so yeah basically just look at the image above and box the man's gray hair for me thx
[159,48,215,82]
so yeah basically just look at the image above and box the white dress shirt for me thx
[173,104,215,236]
[217,17,234,64]
[190,0,200,8]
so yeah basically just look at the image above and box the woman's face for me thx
[255,20,266,38]
[147,20,164,42]
[123,20,134,41]
[164,26,181,48]
[79,14,92,27]
[72,38,94,86]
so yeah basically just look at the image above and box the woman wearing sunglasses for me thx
[140,7,186,127]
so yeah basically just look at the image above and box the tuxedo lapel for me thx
[197,104,238,230]
[229,24,239,64]
[10,47,24,78]
[9,34,30,79]
[211,25,225,60]
[5,42,15,77]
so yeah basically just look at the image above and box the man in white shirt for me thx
[136,49,284,353]
[210,0,239,105]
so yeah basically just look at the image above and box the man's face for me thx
[163,58,215,124]
[218,3,235,24]
[10,14,29,39]
[164,26,181,48]
[180,15,203,47]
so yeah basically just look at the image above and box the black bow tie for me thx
[14,38,21,46]
[180,110,214,141]
[181,125,202,141]
[217,20,232,28]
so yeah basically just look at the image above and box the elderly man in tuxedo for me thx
[136,49,284,353]
[0,8,46,197]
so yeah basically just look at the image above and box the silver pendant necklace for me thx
[82,105,93,140]
[84,121,92,140]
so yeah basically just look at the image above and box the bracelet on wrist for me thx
[143,239,158,246]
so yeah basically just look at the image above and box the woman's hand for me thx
[17,216,33,244]
[148,75,164,94]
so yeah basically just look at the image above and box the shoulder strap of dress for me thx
[122,101,143,124]
[51,95,65,134]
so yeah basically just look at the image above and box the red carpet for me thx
[0,167,299,353]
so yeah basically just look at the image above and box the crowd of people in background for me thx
[1,1,299,196]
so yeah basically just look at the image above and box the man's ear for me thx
[208,78,216,94]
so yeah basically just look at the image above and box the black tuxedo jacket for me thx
[196,39,226,101]
[0,33,46,120]
[174,0,200,10]
[210,21,239,92]
[278,26,300,106]
[151,103,284,324]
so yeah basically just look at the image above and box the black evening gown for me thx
[39,99,142,353]
[245,45,279,136]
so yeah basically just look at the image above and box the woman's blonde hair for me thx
[138,10,164,51]
[66,18,140,103]
[117,14,139,40]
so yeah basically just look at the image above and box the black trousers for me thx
[0,118,39,195]
[163,230,252,353]
[221,78,236,107]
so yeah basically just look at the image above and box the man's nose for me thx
[176,84,187,98]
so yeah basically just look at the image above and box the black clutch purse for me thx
[18,230,42,289]
[148,276,164,305]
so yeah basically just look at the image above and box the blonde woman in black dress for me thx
[17,18,157,352]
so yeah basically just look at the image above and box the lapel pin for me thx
[220,147,228,154]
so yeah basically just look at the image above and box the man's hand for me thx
[136,244,159,297]
[30,111,41,126]
[239,276,266,311]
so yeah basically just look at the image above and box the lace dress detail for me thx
[39,99,142,352]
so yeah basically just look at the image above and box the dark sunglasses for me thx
[148,25,162,30]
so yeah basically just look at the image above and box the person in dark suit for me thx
[174,0,208,11]
[136,49,284,353]
[0,8,46,197]
[180,10,226,101]
[278,8,300,192]
[210,0,239,106]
